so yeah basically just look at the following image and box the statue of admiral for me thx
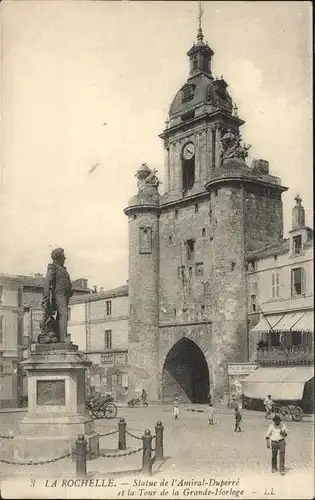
[38,248,73,343]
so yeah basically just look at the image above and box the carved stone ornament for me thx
[135,163,161,191]
[219,129,251,164]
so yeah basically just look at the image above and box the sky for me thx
[0,1,312,290]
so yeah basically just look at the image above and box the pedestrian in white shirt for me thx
[208,403,214,425]
[265,414,288,475]
[264,395,274,419]
[173,397,180,420]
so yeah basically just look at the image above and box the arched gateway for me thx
[162,338,209,404]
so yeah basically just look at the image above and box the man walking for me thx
[265,414,288,475]
[264,395,274,419]
[141,389,148,407]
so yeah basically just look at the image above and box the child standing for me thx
[173,397,180,420]
[208,402,214,425]
[234,407,242,432]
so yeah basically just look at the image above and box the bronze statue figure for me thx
[38,248,73,344]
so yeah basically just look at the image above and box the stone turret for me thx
[124,164,161,402]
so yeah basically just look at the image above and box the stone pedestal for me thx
[14,343,99,461]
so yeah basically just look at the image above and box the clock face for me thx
[183,142,195,160]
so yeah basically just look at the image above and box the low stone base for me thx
[19,414,95,437]
[14,432,99,462]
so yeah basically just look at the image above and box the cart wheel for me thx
[279,406,290,421]
[104,402,118,419]
[291,406,303,422]
[92,408,104,419]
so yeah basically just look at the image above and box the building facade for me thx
[243,196,314,412]
[124,26,289,403]
[0,273,89,407]
[68,285,129,401]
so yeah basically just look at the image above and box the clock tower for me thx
[160,23,244,201]
[125,14,288,403]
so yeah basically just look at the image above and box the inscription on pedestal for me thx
[37,380,66,405]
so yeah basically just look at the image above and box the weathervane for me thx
[197,0,204,42]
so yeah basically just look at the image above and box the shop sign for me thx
[228,364,258,375]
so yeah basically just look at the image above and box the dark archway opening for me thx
[162,338,209,404]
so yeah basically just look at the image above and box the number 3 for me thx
[30,479,35,488]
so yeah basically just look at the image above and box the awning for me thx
[250,314,284,333]
[242,366,314,400]
[272,312,304,332]
[250,311,314,333]
[292,311,314,332]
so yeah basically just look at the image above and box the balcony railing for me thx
[257,345,314,365]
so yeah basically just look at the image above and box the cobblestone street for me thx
[1,406,314,498]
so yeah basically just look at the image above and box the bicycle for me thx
[272,404,304,422]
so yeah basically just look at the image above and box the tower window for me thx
[293,235,302,255]
[272,272,280,298]
[175,208,179,219]
[181,84,196,103]
[250,295,257,312]
[195,204,199,213]
[211,128,216,170]
[195,262,204,276]
[202,228,206,237]
[214,189,218,196]
[181,110,195,122]
[104,329,112,349]
[182,158,195,190]
[169,236,173,245]
[291,267,305,296]
[201,305,205,315]
[231,262,236,271]
[188,266,193,278]
[192,56,198,70]
[105,300,112,316]
[178,265,185,279]
[186,240,195,261]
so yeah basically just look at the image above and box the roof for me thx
[246,239,290,260]
[0,273,90,292]
[169,73,234,118]
[70,284,129,305]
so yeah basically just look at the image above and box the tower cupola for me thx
[186,5,214,77]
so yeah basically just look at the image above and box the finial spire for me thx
[197,0,204,42]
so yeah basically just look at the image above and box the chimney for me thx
[292,194,305,229]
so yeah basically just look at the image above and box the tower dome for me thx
[167,28,237,129]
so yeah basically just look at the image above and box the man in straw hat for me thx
[265,413,288,475]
